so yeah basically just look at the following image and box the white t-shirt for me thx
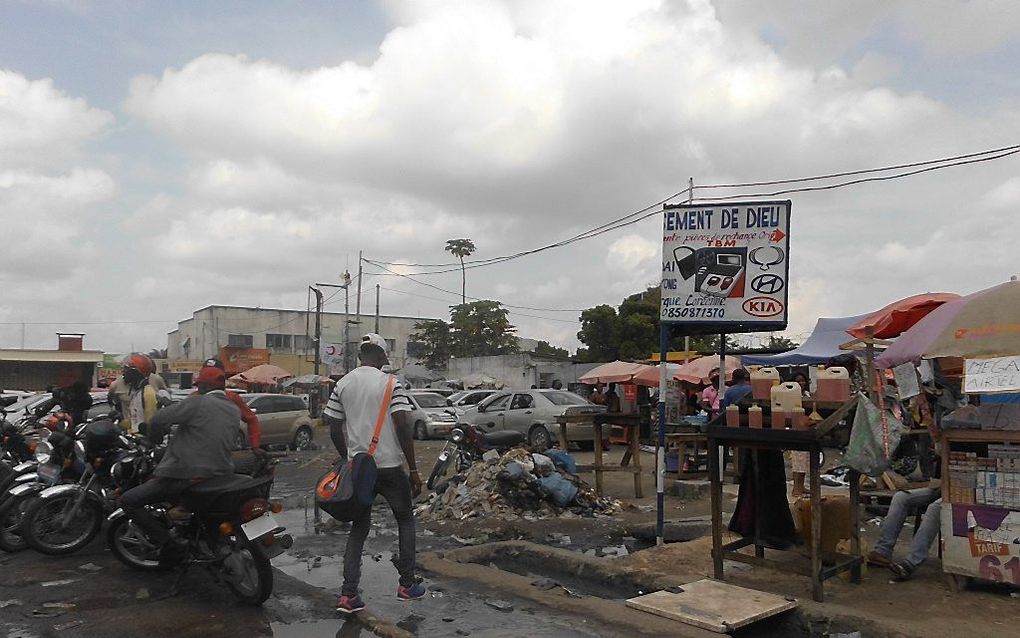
[323,366,412,469]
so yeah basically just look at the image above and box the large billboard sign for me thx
[661,200,791,333]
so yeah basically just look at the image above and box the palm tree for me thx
[445,238,476,304]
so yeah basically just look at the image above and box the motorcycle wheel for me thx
[223,540,273,605]
[0,494,34,553]
[427,453,454,490]
[106,515,165,571]
[23,494,104,555]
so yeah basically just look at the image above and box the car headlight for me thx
[451,428,465,443]
[35,440,53,464]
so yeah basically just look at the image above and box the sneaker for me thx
[397,582,426,601]
[336,594,366,614]
[866,550,892,568]
[889,560,916,581]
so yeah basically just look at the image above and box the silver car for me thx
[408,391,458,440]
[457,389,605,450]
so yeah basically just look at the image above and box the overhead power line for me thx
[363,262,586,313]
[364,142,1019,275]
[375,285,580,325]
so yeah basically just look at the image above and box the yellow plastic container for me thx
[817,367,850,402]
[748,405,763,428]
[751,367,781,400]
[770,382,803,413]
[725,404,741,427]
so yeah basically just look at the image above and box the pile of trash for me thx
[416,448,621,523]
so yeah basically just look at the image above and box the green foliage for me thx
[410,319,452,370]
[575,284,738,361]
[445,238,477,304]
[533,340,569,358]
[450,300,518,357]
[764,335,799,351]
[576,304,620,362]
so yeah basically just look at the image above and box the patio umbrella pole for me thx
[657,324,669,546]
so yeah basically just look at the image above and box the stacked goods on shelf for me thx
[975,444,1020,509]
[947,451,977,505]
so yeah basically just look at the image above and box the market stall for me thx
[877,280,1020,589]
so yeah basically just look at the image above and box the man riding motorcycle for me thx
[109,353,166,434]
[198,358,262,448]
[118,365,239,559]
[32,369,93,427]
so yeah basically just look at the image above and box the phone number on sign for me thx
[664,307,725,319]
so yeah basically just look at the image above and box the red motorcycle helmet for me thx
[123,353,155,377]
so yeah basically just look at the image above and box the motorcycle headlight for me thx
[451,428,465,443]
[35,440,53,464]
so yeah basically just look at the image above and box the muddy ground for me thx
[2,428,1016,637]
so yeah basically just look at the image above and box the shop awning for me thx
[740,314,871,367]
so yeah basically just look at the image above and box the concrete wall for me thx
[447,354,601,391]
[167,305,435,371]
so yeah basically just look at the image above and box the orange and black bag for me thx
[315,375,394,521]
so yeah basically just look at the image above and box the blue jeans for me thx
[873,487,941,568]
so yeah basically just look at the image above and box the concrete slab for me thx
[626,579,797,633]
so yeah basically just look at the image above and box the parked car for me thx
[243,393,315,450]
[421,388,456,398]
[408,391,458,440]
[457,389,605,450]
[446,390,497,411]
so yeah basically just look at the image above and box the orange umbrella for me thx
[846,292,959,340]
[229,364,293,386]
[578,360,654,385]
[630,363,682,387]
[672,355,742,385]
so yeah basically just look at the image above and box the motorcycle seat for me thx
[481,431,525,448]
[184,473,271,497]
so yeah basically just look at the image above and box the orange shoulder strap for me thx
[367,375,395,457]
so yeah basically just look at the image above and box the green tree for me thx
[450,300,518,357]
[444,238,476,304]
[410,319,452,370]
[533,340,569,358]
[576,304,620,362]
[765,335,799,351]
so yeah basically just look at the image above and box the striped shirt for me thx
[324,366,412,469]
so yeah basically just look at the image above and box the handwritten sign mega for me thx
[964,356,1020,394]
[661,200,791,332]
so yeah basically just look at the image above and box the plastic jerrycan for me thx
[751,367,780,400]
[816,367,850,402]
[771,382,803,429]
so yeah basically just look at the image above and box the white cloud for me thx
[0,69,113,170]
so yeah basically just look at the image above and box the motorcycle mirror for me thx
[446,399,453,407]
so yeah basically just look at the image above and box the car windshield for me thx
[413,393,447,408]
[543,391,589,406]
[448,391,467,403]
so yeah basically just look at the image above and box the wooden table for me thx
[664,432,708,478]
[555,412,643,498]
[707,399,862,602]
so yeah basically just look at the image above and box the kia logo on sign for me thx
[742,297,784,318]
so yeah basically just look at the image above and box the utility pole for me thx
[310,286,323,378]
[374,284,380,334]
[355,251,363,323]
[343,270,352,373]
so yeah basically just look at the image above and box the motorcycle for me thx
[106,469,291,606]
[426,423,525,490]
[20,415,137,555]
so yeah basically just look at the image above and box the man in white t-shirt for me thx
[323,333,424,613]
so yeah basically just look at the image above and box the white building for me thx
[166,304,434,373]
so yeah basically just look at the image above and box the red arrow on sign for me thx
[769,229,786,242]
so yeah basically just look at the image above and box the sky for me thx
[2,0,1020,356]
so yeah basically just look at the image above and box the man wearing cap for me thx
[118,366,240,556]
[199,358,262,448]
[324,333,425,613]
